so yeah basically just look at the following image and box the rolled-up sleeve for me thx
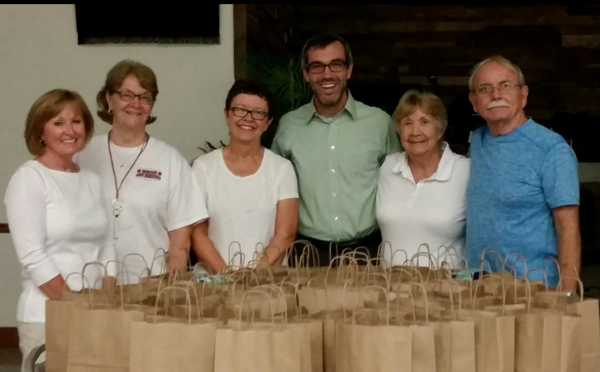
[4,167,61,286]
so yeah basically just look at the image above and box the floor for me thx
[0,349,20,372]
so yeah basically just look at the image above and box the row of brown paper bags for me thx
[296,277,600,372]
[44,280,599,372]
[45,284,319,372]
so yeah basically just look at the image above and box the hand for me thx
[166,250,188,273]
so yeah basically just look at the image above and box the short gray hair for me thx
[468,55,525,91]
[393,89,448,137]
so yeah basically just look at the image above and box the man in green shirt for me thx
[271,33,401,266]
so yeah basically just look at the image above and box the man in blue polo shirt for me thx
[466,55,581,293]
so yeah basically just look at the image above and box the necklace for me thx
[107,130,149,238]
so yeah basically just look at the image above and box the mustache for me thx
[487,100,510,109]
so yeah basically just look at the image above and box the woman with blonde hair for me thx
[4,89,115,367]
[376,89,470,267]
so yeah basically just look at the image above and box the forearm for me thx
[557,230,581,292]
[259,198,299,266]
[554,206,582,292]
[38,274,67,300]
[191,222,227,274]
[167,226,192,272]
[260,234,295,266]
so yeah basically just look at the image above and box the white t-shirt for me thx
[76,134,208,279]
[4,160,115,323]
[191,148,298,265]
[376,143,470,268]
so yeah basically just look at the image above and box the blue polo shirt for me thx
[466,118,579,287]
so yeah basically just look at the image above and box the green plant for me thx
[196,54,312,154]
[197,140,227,154]
[245,53,313,119]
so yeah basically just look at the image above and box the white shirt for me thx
[191,148,298,265]
[376,143,470,268]
[4,160,115,323]
[76,134,208,279]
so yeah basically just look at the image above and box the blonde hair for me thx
[96,59,159,124]
[392,89,448,134]
[25,89,94,156]
[468,55,525,91]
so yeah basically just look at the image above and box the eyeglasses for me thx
[306,60,347,74]
[114,90,154,105]
[230,107,269,120]
[474,82,522,96]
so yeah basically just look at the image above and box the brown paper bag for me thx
[129,316,217,372]
[66,305,144,372]
[335,321,412,372]
[46,270,113,372]
[515,309,581,372]
[430,317,476,372]
[534,290,600,372]
[311,310,345,372]
[45,300,88,372]
[409,323,437,372]
[129,285,218,372]
[335,285,416,372]
[473,310,515,372]
[215,287,310,372]
[215,320,307,372]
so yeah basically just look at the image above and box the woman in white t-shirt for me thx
[4,89,115,366]
[191,80,299,272]
[76,60,208,278]
[376,89,470,268]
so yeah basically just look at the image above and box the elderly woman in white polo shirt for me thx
[376,89,470,268]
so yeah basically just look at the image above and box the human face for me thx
[469,62,528,126]
[40,102,86,159]
[225,94,272,143]
[106,74,154,130]
[398,108,442,158]
[302,41,353,108]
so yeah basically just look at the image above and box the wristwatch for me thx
[565,291,578,297]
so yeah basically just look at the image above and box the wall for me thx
[289,4,600,157]
[0,4,234,326]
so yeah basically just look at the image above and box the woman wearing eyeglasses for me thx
[190,80,299,271]
[76,60,208,279]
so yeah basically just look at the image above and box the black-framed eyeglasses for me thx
[114,90,154,105]
[306,59,348,74]
[230,107,269,120]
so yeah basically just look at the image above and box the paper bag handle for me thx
[391,249,409,267]
[396,282,428,323]
[238,287,276,329]
[377,241,392,262]
[351,285,389,325]
[473,272,507,315]
[480,247,505,271]
[149,248,167,277]
[154,286,192,324]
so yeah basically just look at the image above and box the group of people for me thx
[4,32,581,363]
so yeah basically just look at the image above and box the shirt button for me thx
[334,216,339,221]
[331,145,335,150]
[332,192,337,197]
[331,169,336,173]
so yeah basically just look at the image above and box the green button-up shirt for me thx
[271,92,401,242]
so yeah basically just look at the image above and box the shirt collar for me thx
[392,142,455,182]
[302,90,357,124]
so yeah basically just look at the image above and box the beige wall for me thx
[0,4,234,326]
